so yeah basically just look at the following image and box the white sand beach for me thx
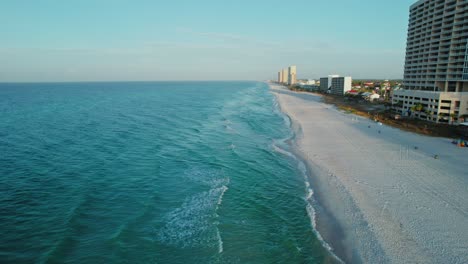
[270,84,468,263]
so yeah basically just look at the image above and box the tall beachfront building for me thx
[282,68,288,84]
[319,75,351,95]
[319,78,328,92]
[278,71,283,83]
[331,77,352,95]
[319,75,339,92]
[288,66,297,85]
[393,0,468,124]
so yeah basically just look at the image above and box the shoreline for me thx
[273,87,378,263]
[269,83,468,263]
[277,95,350,263]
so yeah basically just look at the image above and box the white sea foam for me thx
[157,188,220,247]
[270,95,343,261]
[183,167,229,187]
[306,203,345,263]
[216,227,223,254]
[306,186,314,200]
[303,173,344,263]
[217,185,229,207]
[159,167,229,251]
[214,175,228,254]
[224,124,237,134]
[272,141,296,159]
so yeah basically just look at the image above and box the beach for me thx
[270,84,468,263]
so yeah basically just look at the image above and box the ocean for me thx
[0,81,337,263]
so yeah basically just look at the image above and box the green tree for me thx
[450,113,457,125]
[410,105,417,118]
[410,103,424,118]
[438,112,446,123]
[415,103,423,112]
[425,109,432,120]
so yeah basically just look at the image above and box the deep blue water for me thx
[0,81,335,263]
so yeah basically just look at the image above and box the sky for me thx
[0,0,417,82]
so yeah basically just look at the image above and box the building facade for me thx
[393,89,468,123]
[393,0,468,123]
[282,68,288,84]
[288,66,297,85]
[330,77,352,95]
[319,75,344,93]
[319,77,329,92]
[278,71,283,83]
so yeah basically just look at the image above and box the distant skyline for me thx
[0,0,416,82]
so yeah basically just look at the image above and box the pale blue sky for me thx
[0,0,416,82]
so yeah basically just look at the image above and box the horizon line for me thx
[0,80,262,84]
[0,77,404,84]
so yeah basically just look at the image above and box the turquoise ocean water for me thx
[0,81,336,263]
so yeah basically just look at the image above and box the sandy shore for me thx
[270,84,468,264]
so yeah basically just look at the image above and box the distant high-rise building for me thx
[392,0,468,124]
[319,78,329,92]
[319,75,351,95]
[288,66,297,85]
[278,71,282,83]
[331,77,352,95]
[319,75,339,92]
[282,68,288,84]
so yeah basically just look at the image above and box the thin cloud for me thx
[146,40,238,50]
[175,27,279,47]
[0,47,154,55]
[176,27,244,41]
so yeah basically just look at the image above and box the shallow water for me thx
[0,81,336,263]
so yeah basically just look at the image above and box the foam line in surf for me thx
[217,185,228,207]
[306,203,345,263]
[216,227,223,254]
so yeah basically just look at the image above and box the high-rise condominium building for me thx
[278,71,283,83]
[319,75,339,92]
[282,68,288,84]
[331,77,352,95]
[393,0,468,124]
[288,66,297,85]
[319,78,328,92]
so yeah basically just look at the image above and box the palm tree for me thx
[438,112,446,123]
[414,103,424,118]
[410,105,417,118]
[450,113,457,125]
[425,109,431,121]
[415,103,424,112]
